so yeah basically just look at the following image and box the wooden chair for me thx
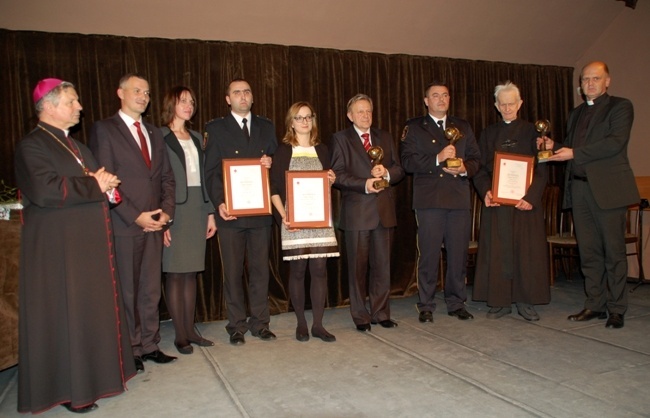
[545,185,580,286]
[438,188,482,289]
[625,203,644,280]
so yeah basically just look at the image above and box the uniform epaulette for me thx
[256,115,273,124]
[205,116,225,125]
[405,116,425,125]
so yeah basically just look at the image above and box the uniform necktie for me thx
[242,118,250,139]
[134,121,151,169]
[437,120,445,131]
[361,133,371,152]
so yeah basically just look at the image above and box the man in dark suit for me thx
[331,94,405,331]
[204,79,277,345]
[543,61,638,329]
[400,81,480,323]
[90,73,177,371]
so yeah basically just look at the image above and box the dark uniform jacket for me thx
[204,113,278,228]
[400,114,480,209]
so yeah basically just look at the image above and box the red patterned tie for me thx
[134,121,151,169]
[361,133,371,152]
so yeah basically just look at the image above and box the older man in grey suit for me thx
[543,61,639,329]
[331,94,405,332]
[90,73,177,371]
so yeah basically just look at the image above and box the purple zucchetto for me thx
[32,78,64,103]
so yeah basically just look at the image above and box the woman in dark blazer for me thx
[160,86,216,354]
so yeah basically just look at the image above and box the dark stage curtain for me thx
[0,29,573,322]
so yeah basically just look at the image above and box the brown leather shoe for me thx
[567,308,607,321]
[606,313,624,329]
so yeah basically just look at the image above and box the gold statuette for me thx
[367,146,390,190]
[535,119,553,162]
[443,126,463,168]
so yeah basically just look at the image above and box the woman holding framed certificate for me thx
[270,102,339,342]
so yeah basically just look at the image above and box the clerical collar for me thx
[587,93,608,106]
[38,121,69,137]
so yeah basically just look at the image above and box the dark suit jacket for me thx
[161,127,213,210]
[269,142,331,227]
[330,125,405,231]
[561,94,639,210]
[89,113,176,236]
[204,113,278,229]
[400,114,480,210]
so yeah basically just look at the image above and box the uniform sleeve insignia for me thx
[400,125,409,141]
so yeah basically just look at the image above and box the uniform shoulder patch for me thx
[400,125,409,141]
[202,131,208,150]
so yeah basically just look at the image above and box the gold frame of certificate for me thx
[286,170,332,228]
[491,152,535,206]
[222,158,271,216]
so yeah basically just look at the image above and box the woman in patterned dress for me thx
[270,102,339,342]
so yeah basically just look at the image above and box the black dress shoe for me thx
[230,331,246,345]
[142,350,177,363]
[486,307,512,319]
[419,311,433,323]
[188,337,215,347]
[606,313,625,329]
[356,323,371,332]
[174,341,194,355]
[448,308,474,320]
[516,303,540,321]
[377,319,398,328]
[62,402,98,413]
[296,326,310,342]
[312,327,336,342]
[567,308,607,321]
[134,356,145,373]
[254,328,277,340]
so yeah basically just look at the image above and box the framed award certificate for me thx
[491,152,535,206]
[286,171,332,228]
[222,158,271,216]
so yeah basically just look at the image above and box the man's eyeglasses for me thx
[293,115,314,123]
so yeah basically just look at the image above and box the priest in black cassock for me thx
[14,78,136,414]
[472,81,550,321]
